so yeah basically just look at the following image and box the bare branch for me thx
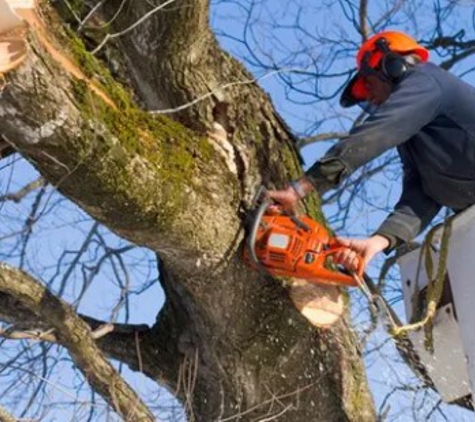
[78,0,108,32]
[440,47,475,70]
[150,67,307,115]
[0,263,154,421]
[0,326,56,343]
[359,0,369,41]
[92,0,178,54]
[0,178,46,203]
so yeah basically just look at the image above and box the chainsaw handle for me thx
[322,243,365,277]
[281,210,311,232]
[247,190,272,267]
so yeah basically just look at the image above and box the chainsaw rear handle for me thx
[322,243,365,277]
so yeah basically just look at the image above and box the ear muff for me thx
[380,53,407,81]
[375,38,408,82]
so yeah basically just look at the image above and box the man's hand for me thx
[267,185,300,213]
[332,235,390,273]
[267,177,315,213]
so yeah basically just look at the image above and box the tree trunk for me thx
[0,1,376,420]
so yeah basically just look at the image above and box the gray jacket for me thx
[306,62,475,250]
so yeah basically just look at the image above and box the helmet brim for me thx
[340,72,368,108]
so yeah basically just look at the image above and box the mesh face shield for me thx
[340,51,391,108]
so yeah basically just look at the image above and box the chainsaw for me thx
[244,187,364,287]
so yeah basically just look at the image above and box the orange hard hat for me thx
[340,31,429,107]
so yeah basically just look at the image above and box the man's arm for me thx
[305,67,443,194]
[325,157,441,270]
[374,149,442,252]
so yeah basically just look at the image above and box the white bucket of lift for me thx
[397,205,475,403]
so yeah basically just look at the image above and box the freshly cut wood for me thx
[0,0,30,35]
[0,0,34,74]
[0,29,27,74]
[289,278,344,327]
[5,0,34,9]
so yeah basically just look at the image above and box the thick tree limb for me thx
[100,0,215,114]
[0,11,240,263]
[98,0,303,188]
[0,288,161,377]
[0,263,154,421]
[0,267,182,401]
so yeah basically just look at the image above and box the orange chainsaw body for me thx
[249,212,362,287]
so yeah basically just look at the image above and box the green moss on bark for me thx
[50,25,227,235]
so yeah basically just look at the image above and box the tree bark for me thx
[0,1,376,420]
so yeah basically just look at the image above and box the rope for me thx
[390,218,452,348]
[353,217,453,352]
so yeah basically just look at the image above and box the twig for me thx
[78,0,108,32]
[92,0,178,54]
[61,0,82,24]
[255,404,292,422]
[0,178,46,203]
[219,383,315,422]
[150,67,308,115]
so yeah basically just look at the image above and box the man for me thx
[269,31,475,272]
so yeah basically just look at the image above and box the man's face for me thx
[363,74,392,106]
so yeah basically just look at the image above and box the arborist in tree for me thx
[269,31,475,272]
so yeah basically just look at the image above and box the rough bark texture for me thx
[0,1,376,420]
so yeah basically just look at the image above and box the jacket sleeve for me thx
[374,147,441,252]
[305,67,443,195]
